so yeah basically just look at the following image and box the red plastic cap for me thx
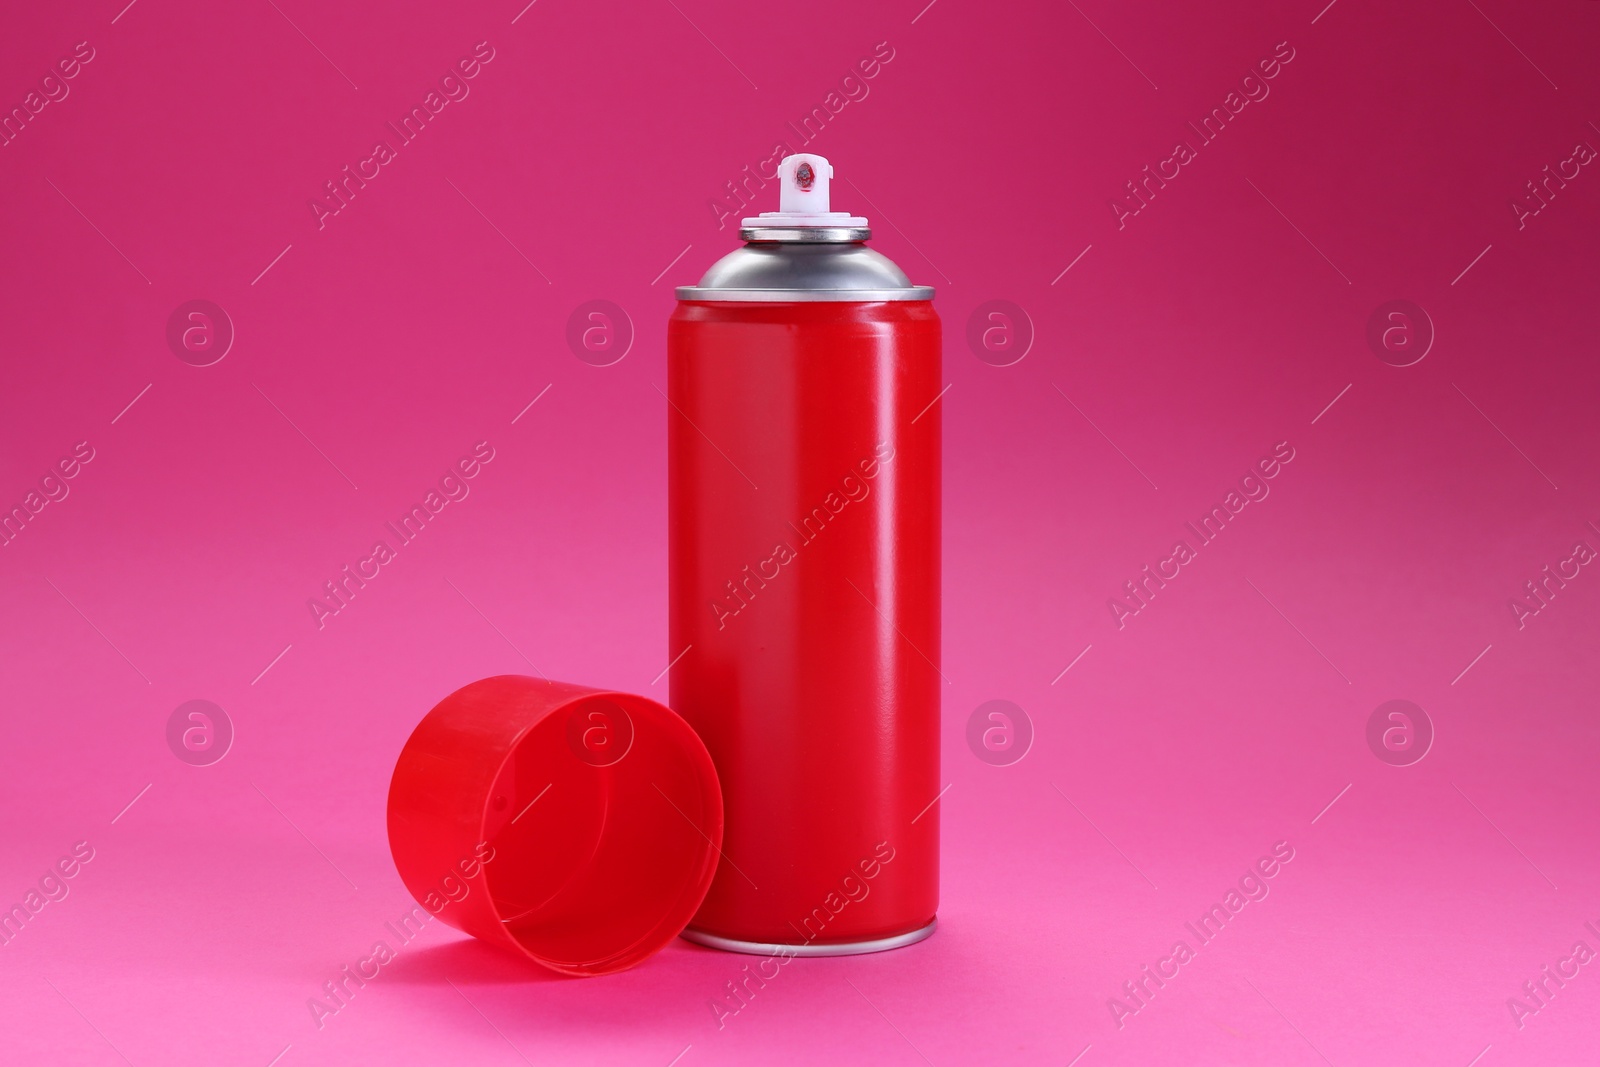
[386,676,723,976]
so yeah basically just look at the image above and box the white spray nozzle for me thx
[780,155,831,213]
[742,153,869,231]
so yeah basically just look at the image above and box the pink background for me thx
[3,0,1598,1063]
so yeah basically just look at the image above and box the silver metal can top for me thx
[676,153,934,303]
[676,242,934,302]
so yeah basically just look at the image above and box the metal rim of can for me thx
[680,918,938,957]
[674,285,936,302]
[738,226,873,243]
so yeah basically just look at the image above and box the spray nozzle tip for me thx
[779,154,831,213]
[743,154,867,233]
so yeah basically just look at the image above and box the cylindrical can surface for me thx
[667,297,941,950]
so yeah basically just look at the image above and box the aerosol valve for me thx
[741,153,869,232]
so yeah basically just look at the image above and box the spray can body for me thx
[668,220,941,953]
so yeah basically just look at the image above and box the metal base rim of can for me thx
[680,918,937,957]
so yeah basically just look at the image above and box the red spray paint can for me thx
[669,155,941,955]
